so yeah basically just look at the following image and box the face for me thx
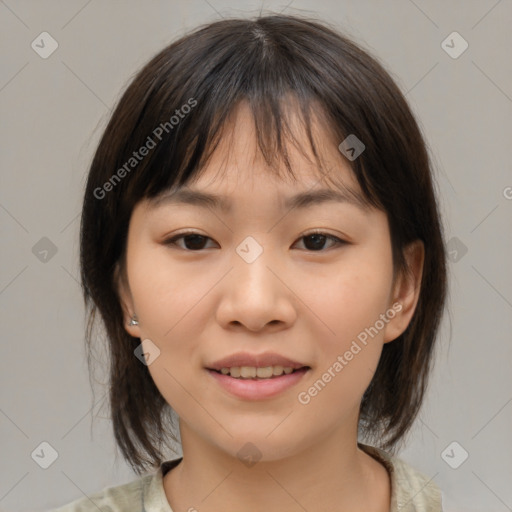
[117,102,423,463]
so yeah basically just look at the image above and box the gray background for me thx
[1,1,511,511]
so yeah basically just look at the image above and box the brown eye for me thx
[164,233,216,251]
[294,232,346,252]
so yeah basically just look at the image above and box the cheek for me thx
[127,246,215,338]
[296,273,390,417]
[296,258,392,406]
[305,259,393,349]
[126,248,220,415]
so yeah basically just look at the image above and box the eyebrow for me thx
[150,186,370,213]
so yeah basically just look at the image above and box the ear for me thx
[383,240,424,343]
[114,262,141,338]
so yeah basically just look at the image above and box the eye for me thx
[164,230,346,252]
[164,232,217,251]
[294,230,346,252]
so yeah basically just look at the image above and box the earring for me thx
[128,315,139,326]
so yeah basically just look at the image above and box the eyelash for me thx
[163,229,347,252]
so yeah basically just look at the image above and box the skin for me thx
[117,101,424,512]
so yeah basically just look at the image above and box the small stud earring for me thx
[128,315,139,326]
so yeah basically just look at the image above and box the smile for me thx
[206,366,310,400]
[215,365,303,379]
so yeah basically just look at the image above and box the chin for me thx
[209,431,306,465]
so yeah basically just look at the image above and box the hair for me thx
[80,13,448,475]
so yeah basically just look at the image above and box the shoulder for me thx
[359,443,443,512]
[52,473,153,512]
[389,454,442,511]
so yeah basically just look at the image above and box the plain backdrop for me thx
[1,1,511,511]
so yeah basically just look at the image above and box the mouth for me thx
[208,365,311,379]
[205,364,311,400]
[205,352,311,399]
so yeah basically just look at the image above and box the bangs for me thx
[110,18,385,213]
[157,97,377,213]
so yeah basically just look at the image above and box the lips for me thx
[207,366,310,400]
[205,352,311,399]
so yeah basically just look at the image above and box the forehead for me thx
[155,101,368,209]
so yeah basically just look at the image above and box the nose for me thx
[215,242,297,332]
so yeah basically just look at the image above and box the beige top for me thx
[53,444,443,511]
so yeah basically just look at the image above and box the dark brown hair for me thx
[80,13,447,474]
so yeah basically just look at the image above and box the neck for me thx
[163,419,390,512]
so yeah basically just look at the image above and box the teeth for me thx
[218,365,301,379]
[230,367,241,378]
[241,366,257,378]
[256,367,273,378]
[273,365,283,375]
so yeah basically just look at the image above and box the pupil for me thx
[305,234,326,251]
[185,235,206,250]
